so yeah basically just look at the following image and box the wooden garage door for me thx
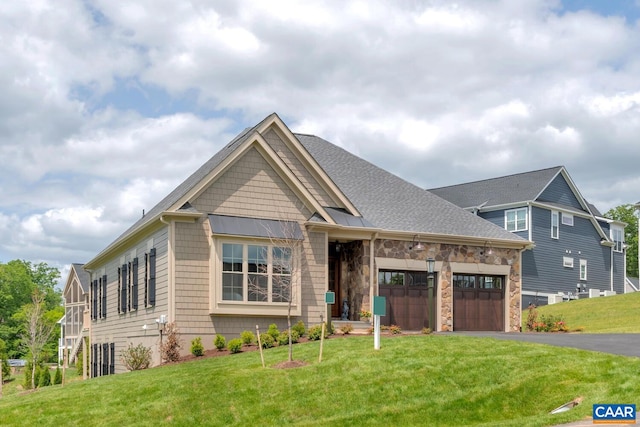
[453,274,504,331]
[378,270,436,330]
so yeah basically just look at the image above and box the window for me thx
[551,211,559,239]
[378,271,405,286]
[221,242,294,303]
[580,259,587,280]
[453,274,503,289]
[118,264,128,314]
[561,213,574,226]
[505,208,527,232]
[131,258,139,310]
[378,270,428,286]
[612,227,624,252]
[563,257,574,268]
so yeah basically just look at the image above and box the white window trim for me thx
[210,238,301,316]
[563,256,574,268]
[561,213,574,226]
[505,207,528,232]
[551,211,559,239]
[579,259,587,280]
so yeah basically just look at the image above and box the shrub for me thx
[214,334,226,351]
[389,325,402,335]
[227,338,243,354]
[121,343,152,371]
[421,327,433,335]
[53,366,62,385]
[307,324,330,341]
[160,322,182,363]
[267,323,280,340]
[525,304,538,332]
[292,320,306,337]
[240,330,255,346]
[24,361,42,389]
[260,333,275,349]
[340,323,354,334]
[191,337,204,357]
[277,330,300,346]
[38,367,51,387]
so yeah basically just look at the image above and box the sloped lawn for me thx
[1,334,638,426]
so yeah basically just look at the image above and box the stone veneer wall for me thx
[373,240,521,331]
[339,240,371,319]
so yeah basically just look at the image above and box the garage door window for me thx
[378,271,428,286]
[454,274,503,289]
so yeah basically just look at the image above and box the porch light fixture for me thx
[426,257,435,275]
[411,235,425,252]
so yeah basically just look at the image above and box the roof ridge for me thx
[429,165,563,191]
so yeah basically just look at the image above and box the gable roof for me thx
[66,263,90,294]
[86,114,529,268]
[429,166,564,209]
[296,134,526,242]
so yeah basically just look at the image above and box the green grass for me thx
[1,335,639,426]
[524,291,640,332]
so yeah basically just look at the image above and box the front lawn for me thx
[1,335,638,426]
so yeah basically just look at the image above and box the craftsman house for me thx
[83,113,531,375]
[430,166,626,306]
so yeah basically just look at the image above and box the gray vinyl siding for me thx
[522,207,610,302]
[613,251,625,294]
[479,209,529,240]
[537,175,585,212]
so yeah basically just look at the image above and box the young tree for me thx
[21,291,56,389]
[604,204,639,277]
[248,220,301,363]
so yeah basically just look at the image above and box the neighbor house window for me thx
[221,242,293,303]
[563,257,574,268]
[505,208,527,232]
[551,211,559,239]
[612,227,624,252]
[561,213,574,226]
[579,259,587,280]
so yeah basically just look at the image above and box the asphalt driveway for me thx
[453,332,640,358]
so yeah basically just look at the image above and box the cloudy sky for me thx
[2,0,640,284]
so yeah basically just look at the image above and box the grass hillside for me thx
[526,291,640,332]
[1,334,639,426]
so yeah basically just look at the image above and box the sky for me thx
[1,0,640,287]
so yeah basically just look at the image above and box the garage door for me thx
[378,270,436,330]
[453,274,504,331]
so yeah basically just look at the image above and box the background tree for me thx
[604,204,638,278]
[20,291,56,389]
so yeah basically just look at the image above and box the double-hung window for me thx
[611,227,624,252]
[579,259,587,280]
[222,242,293,304]
[505,208,527,232]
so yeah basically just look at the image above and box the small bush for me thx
[191,337,204,357]
[292,320,306,337]
[38,367,51,387]
[227,338,243,354]
[307,324,330,341]
[340,323,354,334]
[121,343,152,371]
[525,304,538,332]
[53,366,62,385]
[214,334,226,350]
[267,323,280,340]
[277,330,300,346]
[260,333,275,349]
[160,322,182,363]
[421,327,433,335]
[389,325,402,335]
[240,330,255,346]
[24,361,42,389]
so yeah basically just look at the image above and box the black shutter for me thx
[117,267,121,313]
[102,274,107,318]
[92,343,98,377]
[91,280,98,320]
[132,257,139,310]
[149,248,156,306]
[144,253,149,306]
[110,343,115,374]
[102,343,108,376]
[120,264,128,313]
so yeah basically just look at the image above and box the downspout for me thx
[160,215,175,323]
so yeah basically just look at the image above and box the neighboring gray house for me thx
[82,113,531,375]
[59,263,91,370]
[430,166,626,306]
[626,277,639,293]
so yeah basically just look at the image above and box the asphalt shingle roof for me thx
[72,263,90,293]
[429,166,564,209]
